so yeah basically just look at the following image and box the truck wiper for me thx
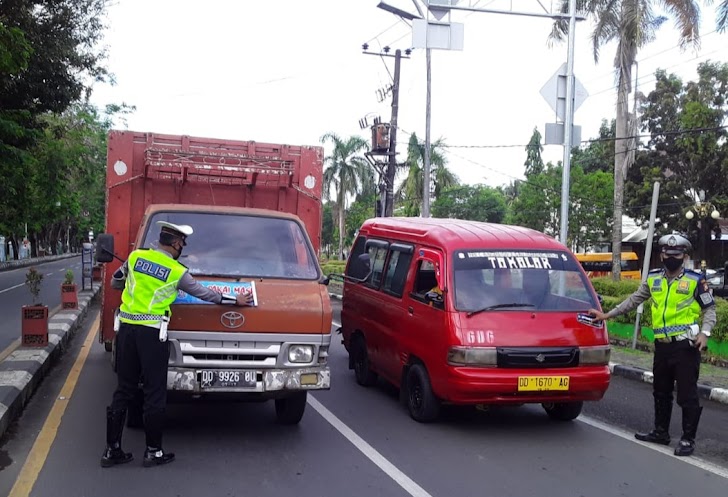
[466,303,535,318]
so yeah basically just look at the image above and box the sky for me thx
[90,0,728,192]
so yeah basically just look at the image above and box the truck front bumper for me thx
[167,366,330,393]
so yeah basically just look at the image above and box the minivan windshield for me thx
[141,212,320,280]
[453,249,598,312]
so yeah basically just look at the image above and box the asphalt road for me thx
[0,257,84,356]
[1,299,727,497]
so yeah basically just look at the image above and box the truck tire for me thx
[352,336,377,387]
[275,392,307,425]
[405,363,440,422]
[542,401,583,421]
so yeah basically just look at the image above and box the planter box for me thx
[61,283,78,309]
[21,305,49,347]
[92,265,102,282]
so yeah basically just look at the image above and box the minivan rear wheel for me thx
[542,401,583,421]
[406,364,440,422]
[352,336,378,387]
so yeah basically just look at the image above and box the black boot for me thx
[142,410,175,467]
[143,447,176,467]
[635,398,672,445]
[675,406,703,457]
[100,408,134,468]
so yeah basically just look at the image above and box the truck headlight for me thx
[447,346,497,366]
[579,345,611,365]
[288,345,314,363]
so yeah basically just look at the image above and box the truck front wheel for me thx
[275,392,308,425]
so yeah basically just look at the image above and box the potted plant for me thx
[61,269,78,309]
[22,266,49,347]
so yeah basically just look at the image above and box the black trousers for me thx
[110,322,169,447]
[652,339,701,408]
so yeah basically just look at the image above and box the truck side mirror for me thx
[96,234,116,263]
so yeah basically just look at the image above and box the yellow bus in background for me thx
[575,252,641,280]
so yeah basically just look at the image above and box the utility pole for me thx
[385,49,402,217]
[423,47,432,218]
[558,0,577,246]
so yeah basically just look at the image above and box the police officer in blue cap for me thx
[101,221,253,468]
[588,234,716,457]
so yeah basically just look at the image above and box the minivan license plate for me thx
[200,370,256,389]
[518,376,569,391]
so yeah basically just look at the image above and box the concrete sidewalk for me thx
[0,286,100,439]
[328,291,728,406]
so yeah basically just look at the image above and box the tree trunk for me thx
[612,71,631,281]
[338,191,346,261]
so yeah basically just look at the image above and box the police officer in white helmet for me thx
[588,234,716,457]
[101,221,254,468]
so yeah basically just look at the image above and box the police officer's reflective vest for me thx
[119,249,186,326]
[647,269,701,339]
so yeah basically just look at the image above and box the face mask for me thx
[663,257,683,272]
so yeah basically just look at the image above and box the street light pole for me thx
[558,0,577,246]
[685,190,720,273]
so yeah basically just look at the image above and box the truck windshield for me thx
[142,212,320,280]
[453,249,598,312]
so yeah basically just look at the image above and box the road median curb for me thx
[0,253,80,273]
[0,286,100,440]
[609,362,728,406]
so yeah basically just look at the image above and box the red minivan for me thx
[340,218,610,422]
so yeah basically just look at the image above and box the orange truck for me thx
[96,130,332,424]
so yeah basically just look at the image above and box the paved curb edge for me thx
[0,286,100,440]
[0,253,80,273]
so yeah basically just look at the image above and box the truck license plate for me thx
[200,370,256,389]
[517,376,570,391]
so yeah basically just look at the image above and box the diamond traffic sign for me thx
[540,63,589,121]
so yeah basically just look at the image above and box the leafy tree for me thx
[321,202,335,259]
[432,184,507,223]
[628,62,728,266]
[345,193,376,245]
[320,133,370,259]
[524,127,544,176]
[551,0,702,279]
[396,133,457,216]
[571,119,615,174]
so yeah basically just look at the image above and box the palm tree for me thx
[320,133,370,260]
[551,0,701,280]
[715,1,728,31]
[396,133,458,216]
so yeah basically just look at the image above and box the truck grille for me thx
[496,347,578,369]
[178,340,280,368]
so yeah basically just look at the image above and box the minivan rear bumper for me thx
[441,366,610,405]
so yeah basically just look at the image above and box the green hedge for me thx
[593,277,728,344]
[320,260,346,276]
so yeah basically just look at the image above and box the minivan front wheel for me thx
[352,336,378,387]
[406,364,440,422]
[542,401,583,421]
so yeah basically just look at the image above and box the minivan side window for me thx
[367,244,389,289]
[411,259,444,309]
[382,244,414,297]
[346,236,368,279]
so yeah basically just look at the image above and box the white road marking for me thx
[333,320,341,328]
[579,415,728,479]
[0,283,24,294]
[308,395,433,497]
